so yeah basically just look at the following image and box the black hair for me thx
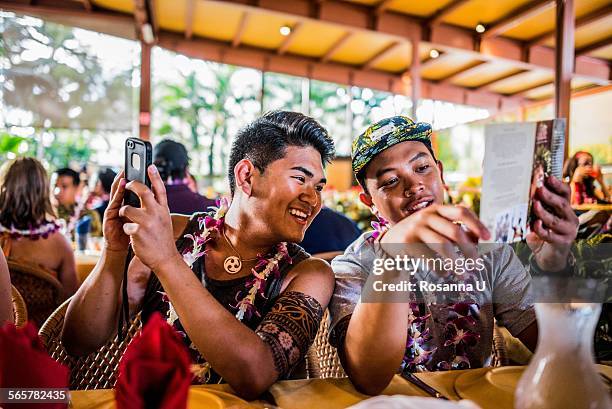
[98,167,117,194]
[228,111,335,195]
[55,168,80,186]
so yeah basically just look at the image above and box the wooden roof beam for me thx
[482,0,555,39]
[211,0,609,82]
[81,0,92,12]
[133,0,157,44]
[476,69,529,91]
[185,0,195,39]
[575,35,612,57]
[278,21,304,54]
[363,40,401,70]
[156,30,527,110]
[437,60,488,85]
[512,80,554,98]
[419,52,446,70]
[526,3,612,47]
[375,0,393,15]
[321,31,352,62]
[427,0,471,26]
[232,12,249,47]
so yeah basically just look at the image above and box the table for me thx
[75,252,100,284]
[69,365,612,409]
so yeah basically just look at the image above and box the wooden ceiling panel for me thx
[524,77,597,99]
[192,2,243,42]
[588,43,612,59]
[451,62,522,88]
[329,32,394,65]
[92,0,134,13]
[388,0,454,17]
[489,70,553,94]
[442,0,533,28]
[575,14,612,48]
[285,22,347,58]
[420,53,480,81]
[155,0,186,33]
[504,0,611,40]
[369,42,411,72]
[240,12,298,50]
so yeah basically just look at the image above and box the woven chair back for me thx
[7,258,64,328]
[308,309,347,378]
[39,298,142,390]
[11,285,27,327]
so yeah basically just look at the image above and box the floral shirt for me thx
[328,232,536,372]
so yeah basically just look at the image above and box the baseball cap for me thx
[351,115,434,177]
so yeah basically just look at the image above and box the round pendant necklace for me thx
[221,228,258,274]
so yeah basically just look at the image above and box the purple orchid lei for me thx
[368,214,481,372]
[0,221,61,240]
[163,196,292,331]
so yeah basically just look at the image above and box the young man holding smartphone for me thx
[328,116,579,394]
[62,111,335,399]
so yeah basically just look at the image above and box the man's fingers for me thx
[109,170,124,199]
[108,176,126,210]
[123,223,139,235]
[119,205,146,224]
[125,180,157,209]
[545,175,571,201]
[417,228,458,262]
[536,183,568,216]
[148,165,168,209]
[531,219,565,244]
[426,214,478,259]
[436,205,491,240]
[532,200,572,235]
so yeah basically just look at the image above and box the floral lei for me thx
[0,220,61,240]
[370,216,481,372]
[163,198,292,381]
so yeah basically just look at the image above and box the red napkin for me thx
[0,322,69,409]
[115,312,192,409]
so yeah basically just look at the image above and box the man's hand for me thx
[380,204,491,263]
[103,170,130,253]
[527,175,579,272]
[119,165,182,272]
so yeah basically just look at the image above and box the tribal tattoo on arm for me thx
[255,291,324,378]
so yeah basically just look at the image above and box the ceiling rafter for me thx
[232,11,249,47]
[427,0,471,26]
[512,80,555,97]
[320,31,352,62]
[185,0,195,39]
[481,0,555,39]
[437,60,488,85]
[476,69,529,90]
[363,40,401,70]
[575,35,612,57]
[278,21,304,54]
[133,0,157,43]
[81,0,92,12]
[526,3,612,48]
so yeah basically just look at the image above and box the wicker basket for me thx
[7,258,64,328]
[39,298,142,390]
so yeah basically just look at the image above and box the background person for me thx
[0,158,78,297]
[563,151,610,205]
[153,139,216,214]
[52,167,102,236]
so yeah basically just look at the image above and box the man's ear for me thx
[359,191,373,208]
[234,159,256,196]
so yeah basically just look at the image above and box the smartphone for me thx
[123,137,152,208]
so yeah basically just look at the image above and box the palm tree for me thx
[155,63,258,178]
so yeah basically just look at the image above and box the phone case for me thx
[124,137,152,208]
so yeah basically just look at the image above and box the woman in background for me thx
[0,158,78,297]
[564,151,610,205]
